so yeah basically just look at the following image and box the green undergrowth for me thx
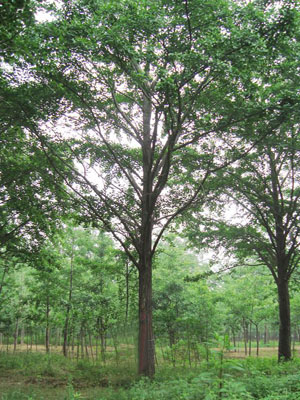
[1,353,300,399]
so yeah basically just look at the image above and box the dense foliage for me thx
[0,0,299,396]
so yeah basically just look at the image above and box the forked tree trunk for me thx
[277,278,291,361]
[138,263,155,377]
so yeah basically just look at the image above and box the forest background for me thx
[0,0,300,399]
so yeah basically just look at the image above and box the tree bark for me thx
[45,295,50,353]
[63,240,74,357]
[277,278,291,361]
[138,92,155,377]
[138,264,155,377]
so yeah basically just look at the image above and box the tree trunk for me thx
[168,327,176,348]
[100,331,106,363]
[249,323,252,356]
[45,296,50,353]
[63,242,74,357]
[125,261,129,328]
[264,324,268,344]
[13,319,19,352]
[256,324,259,357]
[138,264,155,377]
[138,92,155,377]
[20,325,25,347]
[277,278,291,361]
[242,318,248,356]
[231,328,236,351]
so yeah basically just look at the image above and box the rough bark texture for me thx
[277,278,291,361]
[138,265,155,377]
[137,93,156,376]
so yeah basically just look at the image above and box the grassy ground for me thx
[1,344,300,399]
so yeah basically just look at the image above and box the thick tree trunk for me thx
[138,264,155,377]
[277,278,291,361]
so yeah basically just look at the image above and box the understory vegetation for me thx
[1,352,300,399]
[1,0,300,397]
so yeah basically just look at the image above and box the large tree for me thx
[184,2,300,361]
[188,123,300,360]
[0,0,73,259]
[11,0,298,375]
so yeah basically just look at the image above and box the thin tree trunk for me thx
[113,335,119,366]
[264,324,268,344]
[100,331,106,364]
[80,328,84,359]
[95,336,99,361]
[30,330,33,351]
[0,265,8,296]
[76,334,80,361]
[256,324,259,356]
[35,332,38,351]
[187,332,191,368]
[125,261,129,328]
[63,241,74,357]
[249,323,252,356]
[232,328,236,351]
[169,329,175,348]
[20,325,25,347]
[13,319,19,353]
[277,278,291,361]
[89,333,94,362]
[84,334,89,359]
[71,328,75,358]
[45,296,50,353]
[242,319,248,356]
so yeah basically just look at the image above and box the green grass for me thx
[1,352,300,399]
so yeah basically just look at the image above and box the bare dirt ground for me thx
[224,345,300,358]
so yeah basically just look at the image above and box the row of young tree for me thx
[1,226,300,365]
[1,0,299,376]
